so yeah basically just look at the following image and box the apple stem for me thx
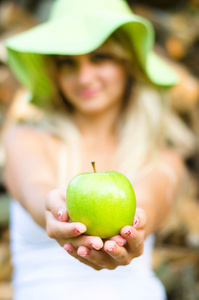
[91,161,97,173]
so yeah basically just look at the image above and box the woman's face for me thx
[56,45,127,115]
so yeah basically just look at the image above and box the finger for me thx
[132,208,147,230]
[121,226,144,257]
[77,246,118,270]
[77,246,91,257]
[63,244,102,270]
[46,211,86,240]
[45,189,68,222]
[66,235,103,251]
[104,240,130,265]
[110,235,126,247]
[45,188,68,222]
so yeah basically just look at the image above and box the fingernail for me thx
[74,228,85,235]
[79,251,89,257]
[74,226,86,234]
[57,208,64,221]
[91,244,101,250]
[117,240,126,246]
[133,216,139,227]
[107,246,115,252]
[63,244,73,253]
[124,229,132,237]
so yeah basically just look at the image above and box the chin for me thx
[80,109,105,116]
[77,104,108,115]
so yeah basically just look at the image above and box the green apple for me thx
[66,162,136,239]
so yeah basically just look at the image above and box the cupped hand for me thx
[45,188,103,268]
[45,189,146,270]
[63,208,147,270]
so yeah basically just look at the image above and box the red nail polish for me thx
[63,244,72,253]
[57,208,64,221]
[80,251,89,257]
[66,249,73,254]
[74,229,81,234]
[125,230,132,237]
[91,244,101,250]
[107,246,115,252]
[133,216,139,227]
[117,240,126,247]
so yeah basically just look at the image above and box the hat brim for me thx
[6,11,178,106]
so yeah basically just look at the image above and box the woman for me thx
[4,0,187,299]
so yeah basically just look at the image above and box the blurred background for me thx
[0,0,199,299]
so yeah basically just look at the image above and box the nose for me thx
[76,56,95,86]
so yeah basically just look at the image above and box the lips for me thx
[79,89,99,98]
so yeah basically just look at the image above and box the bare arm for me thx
[133,149,185,237]
[4,125,60,228]
[3,125,104,270]
[4,125,102,262]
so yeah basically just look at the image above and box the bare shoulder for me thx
[4,124,62,177]
[4,124,60,155]
[4,124,62,192]
[3,125,62,205]
[5,124,49,146]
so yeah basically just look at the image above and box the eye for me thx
[91,52,115,63]
[56,56,76,68]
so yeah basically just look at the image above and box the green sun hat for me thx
[6,0,178,107]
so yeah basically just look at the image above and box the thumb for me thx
[132,208,147,230]
[45,188,68,222]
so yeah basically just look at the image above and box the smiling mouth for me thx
[79,89,99,98]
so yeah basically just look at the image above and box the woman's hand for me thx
[45,188,104,269]
[45,188,87,239]
[45,188,146,270]
[104,208,146,267]
[66,208,146,270]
